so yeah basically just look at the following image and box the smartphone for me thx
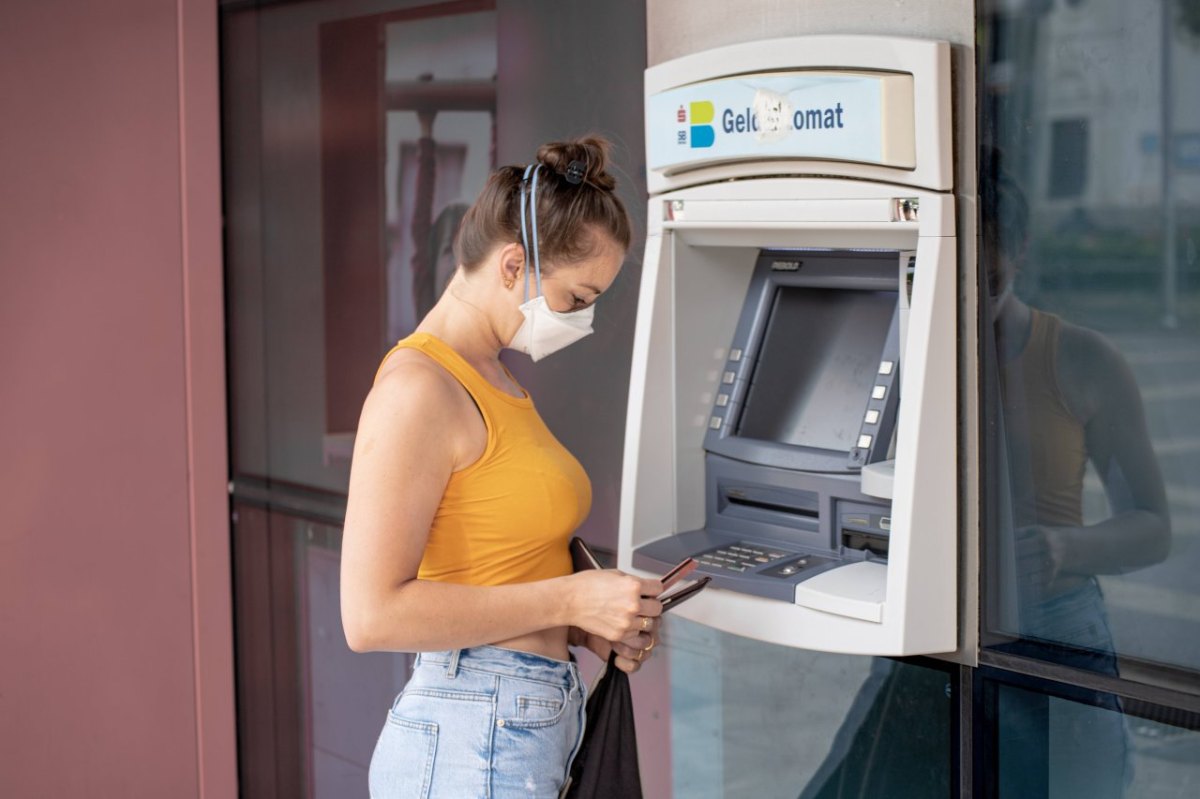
[569,536,603,571]
[659,576,712,612]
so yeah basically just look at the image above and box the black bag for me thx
[563,651,643,798]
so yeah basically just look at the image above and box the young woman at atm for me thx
[340,136,663,798]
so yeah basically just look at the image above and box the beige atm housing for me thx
[618,36,957,656]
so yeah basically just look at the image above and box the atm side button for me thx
[864,409,880,425]
[709,416,723,429]
[879,360,895,375]
[715,394,730,407]
[871,385,887,400]
[857,434,873,449]
[722,371,736,384]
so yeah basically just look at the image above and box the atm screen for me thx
[737,287,897,453]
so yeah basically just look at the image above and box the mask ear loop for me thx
[529,165,543,298]
[519,165,534,303]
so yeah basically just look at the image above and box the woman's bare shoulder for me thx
[367,347,467,422]
[1055,318,1139,421]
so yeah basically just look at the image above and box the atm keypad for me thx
[696,542,794,574]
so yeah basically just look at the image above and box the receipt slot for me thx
[618,36,957,655]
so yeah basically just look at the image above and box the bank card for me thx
[660,576,712,612]
[659,557,699,592]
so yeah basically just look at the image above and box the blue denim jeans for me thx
[368,645,587,799]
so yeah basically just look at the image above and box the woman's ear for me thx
[497,242,525,292]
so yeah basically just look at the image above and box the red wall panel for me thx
[0,1,235,796]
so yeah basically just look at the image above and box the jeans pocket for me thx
[502,682,569,729]
[368,713,438,799]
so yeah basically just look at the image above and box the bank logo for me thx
[676,101,716,148]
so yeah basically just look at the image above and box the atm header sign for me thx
[648,70,915,173]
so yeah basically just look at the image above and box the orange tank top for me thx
[1000,309,1087,528]
[375,332,592,586]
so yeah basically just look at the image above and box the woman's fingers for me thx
[618,631,654,649]
[612,640,644,661]
[611,630,661,670]
[638,596,664,618]
[639,576,664,598]
[571,569,669,642]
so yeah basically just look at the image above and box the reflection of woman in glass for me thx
[416,201,469,319]
[341,137,664,798]
[985,149,1171,797]
[985,154,1171,634]
[799,152,1172,799]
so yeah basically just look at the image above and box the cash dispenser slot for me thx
[718,483,820,531]
[842,531,889,558]
[838,500,892,559]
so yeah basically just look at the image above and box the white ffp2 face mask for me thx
[505,163,595,362]
[509,296,595,362]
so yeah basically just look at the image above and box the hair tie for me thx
[564,160,587,185]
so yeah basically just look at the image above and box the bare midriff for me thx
[491,625,572,662]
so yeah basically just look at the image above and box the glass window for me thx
[983,672,1200,799]
[224,1,497,492]
[979,0,1200,679]
[669,619,954,798]
[222,3,498,796]
[1047,119,1088,199]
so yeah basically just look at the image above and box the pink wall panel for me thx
[180,0,239,795]
[0,1,234,797]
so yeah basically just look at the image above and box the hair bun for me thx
[536,136,618,191]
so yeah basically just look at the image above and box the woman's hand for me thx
[570,619,662,674]
[564,569,663,645]
[1015,524,1067,597]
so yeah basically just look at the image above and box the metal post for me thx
[1162,0,1179,329]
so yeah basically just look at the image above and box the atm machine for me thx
[619,36,957,656]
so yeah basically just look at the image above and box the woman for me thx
[341,136,663,799]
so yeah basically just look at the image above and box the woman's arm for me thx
[346,572,654,654]
[1042,325,1172,578]
[339,357,660,653]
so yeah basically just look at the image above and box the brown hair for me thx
[453,135,632,273]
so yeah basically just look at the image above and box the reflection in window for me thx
[669,619,952,798]
[222,4,498,796]
[321,9,496,461]
[980,0,1200,678]
[1047,119,1087,199]
[992,680,1200,799]
[382,13,496,340]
